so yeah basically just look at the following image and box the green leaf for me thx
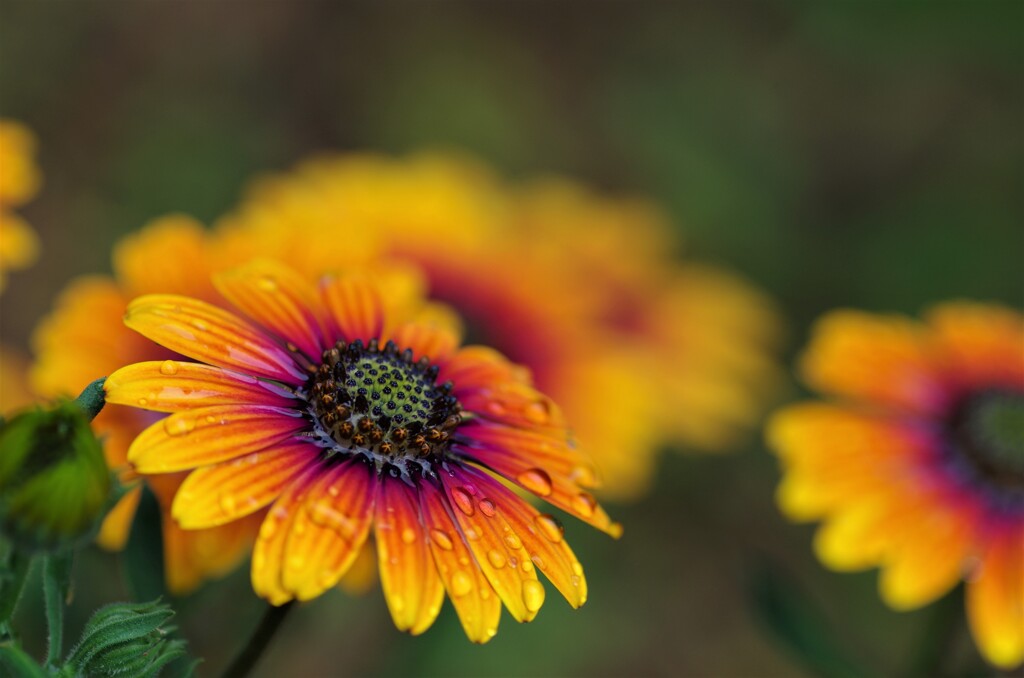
[0,645,46,677]
[43,552,73,666]
[749,562,871,678]
[122,488,166,603]
[0,550,32,626]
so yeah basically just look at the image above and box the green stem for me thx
[74,378,107,422]
[906,586,963,678]
[221,601,295,678]
[0,550,32,627]
[43,553,73,667]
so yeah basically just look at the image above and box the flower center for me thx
[950,388,1024,493]
[306,339,462,472]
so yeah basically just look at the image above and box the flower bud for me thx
[0,399,111,551]
[65,600,188,677]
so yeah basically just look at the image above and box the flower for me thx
[217,152,782,498]
[0,398,111,551]
[767,302,1024,669]
[105,259,619,641]
[0,120,42,292]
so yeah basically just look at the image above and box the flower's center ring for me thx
[305,339,462,473]
[951,388,1024,494]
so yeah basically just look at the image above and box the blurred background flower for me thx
[1,2,1021,676]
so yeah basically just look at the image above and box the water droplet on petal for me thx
[486,401,507,417]
[401,528,417,544]
[308,500,357,539]
[572,561,584,576]
[259,517,278,540]
[524,400,551,425]
[464,528,480,541]
[487,549,506,568]
[219,494,237,514]
[159,360,179,376]
[517,468,553,496]
[569,464,597,487]
[572,492,597,517]
[430,528,454,551]
[163,416,195,436]
[138,398,148,406]
[531,554,545,570]
[503,532,522,550]
[521,559,534,573]
[522,580,545,613]
[451,571,473,597]
[478,499,496,517]
[535,514,564,543]
[451,487,475,515]
[458,556,470,566]
[257,275,279,292]
[391,595,406,613]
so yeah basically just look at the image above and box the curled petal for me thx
[124,294,307,383]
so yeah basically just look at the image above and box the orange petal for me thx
[106,360,296,413]
[128,405,307,473]
[95,484,142,550]
[252,467,320,605]
[124,294,307,383]
[173,440,321,529]
[928,302,1024,390]
[164,509,264,595]
[388,318,461,365]
[438,346,531,392]
[113,215,216,300]
[214,259,328,360]
[457,381,568,435]
[418,478,501,643]
[374,475,445,634]
[320,273,384,343]
[799,310,948,415]
[440,466,544,623]
[967,529,1024,669]
[460,465,588,608]
[282,458,377,601]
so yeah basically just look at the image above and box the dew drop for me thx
[159,360,179,376]
[531,554,546,570]
[391,595,406,613]
[458,556,470,567]
[535,514,564,543]
[486,401,507,417]
[451,487,475,516]
[572,561,584,576]
[570,464,597,487]
[572,492,597,517]
[163,416,195,437]
[521,559,534,573]
[451,571,473,597]
[257,276,279,292]
[503,533,523,550]
[478,499,496,517]
[464,528,480,541]
[219,495,237,514]
[138,398,148,406]
[400,528,417,545]
[429,528,454,551]
[259,518,278,540]
[486,549,506,569]
[308,500,357,540]
[522,580,545,613]
[517,468,553,496]
[523,400,551,425]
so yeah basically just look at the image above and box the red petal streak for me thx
[124,294,307,383]
[418,479,501,643]
[214,259,328,360]
[106,361,295,413]
[282,458,377,601]
[320,274,384,343]
[375,475,445,634]
[440,466,544,623]
[459,465,588,607]
[173,440,321,529]
[128,405,307,473]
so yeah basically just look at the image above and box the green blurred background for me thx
[1,2,1021,676]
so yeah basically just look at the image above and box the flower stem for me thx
[74,377,107,421]
[43,552,73,668]
[221,601,295,678]
[0,550,32,627]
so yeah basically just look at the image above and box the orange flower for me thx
[768,302,1024,669]
[106,259,618,641]
[0,119,42,291]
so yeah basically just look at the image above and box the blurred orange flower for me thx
[768,302,1024,669]
[0,120,42,292]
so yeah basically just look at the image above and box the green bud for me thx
[65,600,188,678]
[0,399,111,552]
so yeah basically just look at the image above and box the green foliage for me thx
[63,600,188,678]
[0,645,47,678]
